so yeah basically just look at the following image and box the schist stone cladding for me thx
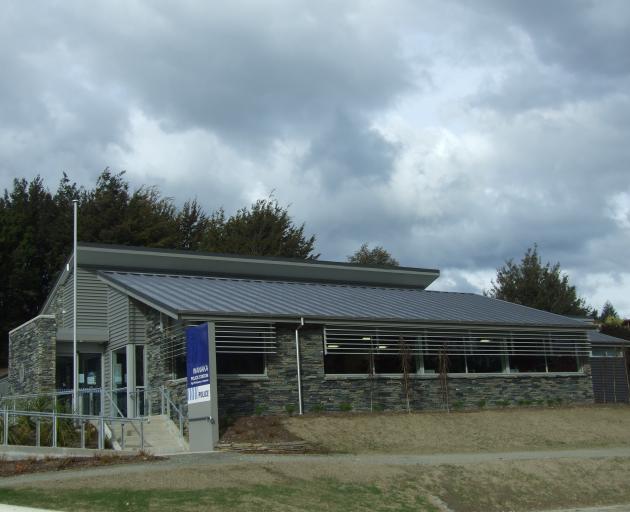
[144,315,594,417]
[9,316,57,395]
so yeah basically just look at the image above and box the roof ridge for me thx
[105,270,430,292]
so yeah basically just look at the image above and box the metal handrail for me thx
[159,386,184,437]
[0,408,147,451]
[103,389,127,418]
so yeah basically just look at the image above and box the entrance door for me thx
[133,345,147,417]
[79,353,102,415]
[112,348,128,416]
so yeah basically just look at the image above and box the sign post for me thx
[185,322,219,451]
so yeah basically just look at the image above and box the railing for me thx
[0,408,147,451]
[1,388,150,419]
[159,386,185,438]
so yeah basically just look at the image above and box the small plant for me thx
[339,402,353,412]
[497,399,510,408]
[453,400,465,410]
[477,399,487,409]
[555,397,563,405]
[372,403,384,413]
[285,404,296,416]
[311,403,325,413]
[254,404,267,416]
[517,399,532,407]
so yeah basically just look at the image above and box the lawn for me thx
[0,479,439,512]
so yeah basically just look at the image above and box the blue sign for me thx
[186,323,211,404]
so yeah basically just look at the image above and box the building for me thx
[7,243,629,422]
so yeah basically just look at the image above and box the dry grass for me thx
[284,405,630,454]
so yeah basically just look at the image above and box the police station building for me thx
[7,243,629,427]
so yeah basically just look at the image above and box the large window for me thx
[152,321,275,379]
[466,337,504,373]
[323,326,587,376]
[323,329,418,375]
[215,323,273,375]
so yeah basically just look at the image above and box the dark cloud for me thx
[0,0,628,314]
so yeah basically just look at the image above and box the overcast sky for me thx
[1,1,629,315]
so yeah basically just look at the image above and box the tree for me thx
[175,199,209,251]
[79,170,179,248]
[599,301,619,323]
[200,198,318,259]
[347,243,399,266]
[486,245,590,316]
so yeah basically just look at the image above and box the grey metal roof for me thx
[99,271,589,328]
[588,330,630,346]
[42,243,440,313]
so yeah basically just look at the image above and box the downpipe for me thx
[295,317,305,415]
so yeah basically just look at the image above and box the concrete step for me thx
[110,415,188,454]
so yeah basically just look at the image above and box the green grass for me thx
[0,479,438,512]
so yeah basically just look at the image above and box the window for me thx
[215,323,274,376]
[56,355,73,390]
[324,326,588,376]
[151,321,275,380]
[592,349,623,357]
[323,328,419,375]
[324,353,371,374]
[466,337,504,373]
[508,338,547,372]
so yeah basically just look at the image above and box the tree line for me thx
[0,169,321,366]
[1,170,626,366]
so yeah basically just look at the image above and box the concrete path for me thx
[2,446,630,488]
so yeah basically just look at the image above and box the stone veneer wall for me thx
[144,318,594,417]
[8,316,57,394]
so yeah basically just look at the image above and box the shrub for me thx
[310,403,325,414]
[285,404,296,416]
[372,403,384,413]
[453,401,465,410]
[477,399,487,409]
[254,404,267,416]
[497,399,510,408]
[339,402,353,412]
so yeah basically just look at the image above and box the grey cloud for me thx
[303,112,397,186]
[487,0,630,78]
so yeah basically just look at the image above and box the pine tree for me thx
[486,245,590,316]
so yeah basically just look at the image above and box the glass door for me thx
[78,353,102,415]
[134,345,146,417]
[112,348,128,417]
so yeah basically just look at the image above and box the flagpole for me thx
[72,199,78,414]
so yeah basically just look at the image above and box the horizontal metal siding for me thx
[107,289,129,351]
[591,358,629,403]
[62,280,73,329]
[63,268,109,330]
[129,300,146,344]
